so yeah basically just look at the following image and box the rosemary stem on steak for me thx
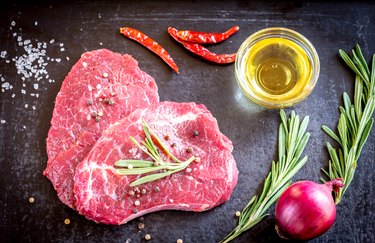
[321,45,375,204]
[221,110,310,243]
[114,121,195,187]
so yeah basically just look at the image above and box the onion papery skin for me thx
[275,180,342,240]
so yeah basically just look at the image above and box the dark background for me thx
[0,1,374,242]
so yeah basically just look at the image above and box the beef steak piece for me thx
[74,101,238,225]
[44,49,159,208]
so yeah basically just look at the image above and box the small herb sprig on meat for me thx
[221,110,310,242]
[115,122,196,187]
[321,45,375,204]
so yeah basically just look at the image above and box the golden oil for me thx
[244,37,312,103]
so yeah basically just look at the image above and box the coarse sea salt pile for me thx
[0,20,69,116]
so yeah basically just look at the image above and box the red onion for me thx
[275,179,344,240]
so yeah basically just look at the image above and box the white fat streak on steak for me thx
[73,102,238,225]
[44,49,159,208]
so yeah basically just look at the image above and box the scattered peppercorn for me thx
[186,147,193,153]
[164,134,170,141]
[154,186,160,192]
[104,99,110,104]
[87,99,93,106]
[171,143,176,148]
[135,187,140,193]
[64,218,70,225]
[133,208,139,214]
[141,189,147,195]
[193,130,199,137]
[91,112,97,118]
[235,211,241,217]
[177,239,183,243]
[95,116,101,122]
[108,99,115,105]
[138,223,145,230]
[144,234,151,240]
[28,197,35,203]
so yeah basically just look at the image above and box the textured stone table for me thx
[0,1,374,242]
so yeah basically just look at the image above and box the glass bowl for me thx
[235,27,320,108]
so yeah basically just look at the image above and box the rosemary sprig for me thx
[114,122,195,187]
[321,45,375,204]
[221,110,310,243]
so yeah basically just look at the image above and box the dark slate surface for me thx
[0,1,374,242]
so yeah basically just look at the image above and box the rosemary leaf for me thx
[354,76,363,120]
[129,158,193,187]
[116,165,170,175]
[339,49,368,84]
[322,125,342,146]
[115,160,154,168]
[356,119,374,160]
[355,44,370,76]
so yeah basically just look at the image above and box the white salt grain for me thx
[0,120,6,124]
[17,36,22,42]
[1,82,10,89]
[99,42,103,46]
[23,125,26,129]
[60,48,65,52]
[55,58,61,63]
[50,39,55,44]
[33,83,39,89]
[34,21,38,26]
[11,93,15,98]
[21,89,26,94]
[66,57,70,61]
[24,104,28,108]
[82,62,87,68]
[59,43,64,47]
[32,106,36,110]
[0,51,7,58]
[11,21,16,26]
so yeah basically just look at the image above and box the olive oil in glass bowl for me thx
[235,27,320,108]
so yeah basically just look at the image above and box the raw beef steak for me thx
[74,102,238,224]
[44,49,159,208]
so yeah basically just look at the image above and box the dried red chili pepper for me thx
[168,27,236,64]
[120,27,179,73]
[176,26,239,44]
